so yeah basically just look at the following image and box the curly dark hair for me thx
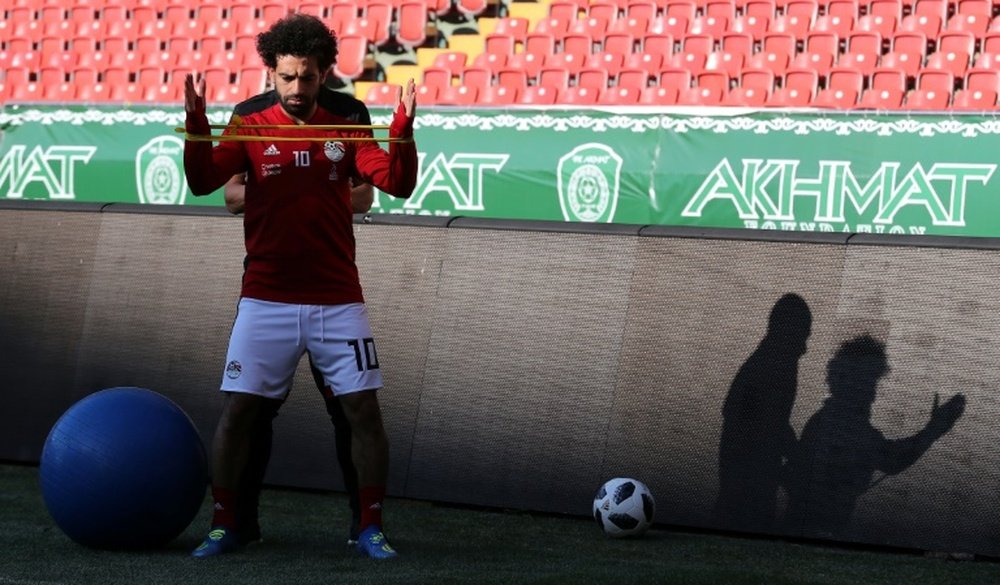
[256,13,339,73]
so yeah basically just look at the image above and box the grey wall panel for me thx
[5,205,1000,556]
[0,211,100,460]
[404,228,637,512]
[613,238,849,535]
[799,245,1000,554]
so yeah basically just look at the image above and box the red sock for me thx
[359,485,386,531]
[211,485,238,529]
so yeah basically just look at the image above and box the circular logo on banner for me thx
[135,135,186,205]
[557,143,623,223]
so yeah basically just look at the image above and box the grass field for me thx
[2,463,998,585]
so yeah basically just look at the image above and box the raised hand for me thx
[398,78,416,118]
[184,73,206,114]
[928,393,966,436]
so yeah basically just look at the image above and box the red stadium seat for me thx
[857,87,905,108]
[696,70,730,94]
[688,15,729,37]
[770,14,811,40]
[746,51,790,76]
[477,84,519,106]
[457,0,489,17]
[585,52,625,78]
[944,13,990,36]
[725,86,769,105]
[332,33,368,80]
[544,52,586,77]
[617,67,653,89]
[913,0,949,20]
[599,86,642,104]
[560,85,601,105]
[432,51,469,77]
[827,66,865,96]
[524,32,557,58]
[639,85,680,104]
[870,67,908,93]
[903,88,950,109]
[577,67,611,90]
[470,52,508,75]
[924,50,970,78]
[916,68,955,92]
[891,32,929,56]
[783,67,819,101]
[548,0,582,22]
[497,67,530,93]
[816,13,857,38]
[869,0,904,21]
[434,84,478,106]
[642,33,676,57]
[965,69,1000,94]
[677,85,724,105]
[665,0,698,19]
[729,14,771,42]
[627,0,658,20]
[898,14,941,39]
[740,67,775,94]
[648,15,689,39]
[538,67,571,91]
[484,33,517,56]
[422,66,452,92]
[789,51,833,79]
[973,51,1000,69]
[720,33,754,62]
[506,52,545,79]
[766,86,812,106]
[366,82,402,106]
[395,2,429,49]
[494,17,531,43]
[951,88,998,109]
[658,66,693,91]
[704,50,745,80]
[880,50,922,79]
[854,14,898,39]
[461,65,493,95]
[518,85,558,104]
[562,33,595,58]
[811,87,859,108]
[622,51,664,78]
[608,16,650,39]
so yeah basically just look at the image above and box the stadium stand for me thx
[2,0,1000,109]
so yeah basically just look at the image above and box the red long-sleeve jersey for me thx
[184,103,416,305]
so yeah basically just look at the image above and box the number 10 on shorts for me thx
[347,338,379,371]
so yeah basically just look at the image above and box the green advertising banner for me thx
[2,104,999,236]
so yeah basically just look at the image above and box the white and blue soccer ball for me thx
[592,477,656,538]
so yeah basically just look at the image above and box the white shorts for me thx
[221,298,383,399]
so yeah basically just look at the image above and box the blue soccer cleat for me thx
[355,525,398,559]
[191,527,241,558]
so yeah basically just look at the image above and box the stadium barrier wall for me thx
[2,202,999,557]
[3,105,1000,236]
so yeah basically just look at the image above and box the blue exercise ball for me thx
[39,387,208,549]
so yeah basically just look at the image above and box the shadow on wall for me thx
[713,296,966,539]
[783,335,966,539]
[713,293,812,533]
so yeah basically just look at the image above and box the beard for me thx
[280,93,316,119]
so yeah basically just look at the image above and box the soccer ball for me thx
[592,477,656,538]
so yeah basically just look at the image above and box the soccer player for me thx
[223,84,376,548]
[182,13,417,559]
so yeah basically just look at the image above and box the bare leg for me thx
[338,390,389,488]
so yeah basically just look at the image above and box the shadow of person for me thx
[783,335,965,538]
[713,293,812,532]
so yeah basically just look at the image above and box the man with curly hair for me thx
[182,13,417,559]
